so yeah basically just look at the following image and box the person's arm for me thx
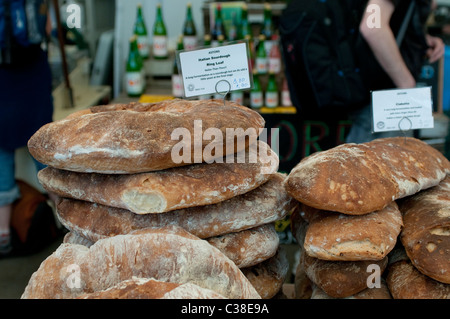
[425,34,445,63]
[359,0,416,88]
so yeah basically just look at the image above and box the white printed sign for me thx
[371,87,434,133]
[178,42,252,98]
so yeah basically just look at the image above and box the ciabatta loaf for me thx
[39,142,278,214]
[77,277,226,299]
[399,175,450,284]
[28,99,265,174]
[303,202,403,261]
[301,249,388,298]
[21,226,261,299]
[311,279,392,299]
[387,260,450,299]
[285,137,450,215]
[55,173,297,241]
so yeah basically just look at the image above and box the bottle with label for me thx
[203,34,211,47]
[265,72,279,108]
[281,77,292,107]
[183,2,197,51]
[153,3,168,59]
[227,11,238,41]
[172,36,184,98]
[269,36,281,74]
[250,71,263,109]
[261,3,274,55]
[245,34,255,70]
[261,3,273,41]
[238,4,252,40]
[126,36,143,97]
[255,34,268,75]
[134,4,149,59]
[231,90,244,105]
[211,3,226,47]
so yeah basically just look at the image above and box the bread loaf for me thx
[241,248,289,299]
[301,249,388,298]
[28,99,265,174]
[294,262,313,299]
[38,142,278,214]
[21,226,261,299]
[311,279,392,299]
[303,202,403,261]
[387,260,450,299]
[64,223,279,269]
[55,173,297,241]
[205,223,279,268]
[77,277,226,299]
[285,137,450,215]
[399,175,450,284]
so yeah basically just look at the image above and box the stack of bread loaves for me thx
[285,137,450,299]
[22,99,296,299]
[387,175,450,298]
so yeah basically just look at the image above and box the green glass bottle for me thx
[134,4,149,59]
[153,3,168,59]
[265,72,279,108]
[250,70,263,109]
[238,4,252,40]
[126,36,143,97]
[255,34,267,75]
[172,36,184,98]
[203,34,211,47]
[183,2,197,51]
[261,3,273,40]
[211,3,226,46]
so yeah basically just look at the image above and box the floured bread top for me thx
[28,99,265,174]
[285,137,450,215]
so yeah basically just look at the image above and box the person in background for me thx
[0,1,54,256]
[345,0,445,143]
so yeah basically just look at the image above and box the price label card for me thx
[177,42,252,98]
[371,87,434,132]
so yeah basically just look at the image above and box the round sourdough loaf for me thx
[64,223,280,269]
[28,99,265,174]
[77,277,226,299]
[399,175,450,284]
[303,202,403,261]
[21,226,261,299]
[54,173,297,240]
[285,137,450,215]
[38,141,278,214]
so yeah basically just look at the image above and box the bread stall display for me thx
[286,137,450,299]
[22,99,296,299]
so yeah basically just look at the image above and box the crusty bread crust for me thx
[285,137,450,215]
[303,202,403,261]
[77,277,226,299]
[387,260,450,299]
[38,142,278,214]
[55,173,297,241]
[21,226,261,299]
[399,175,450,284]
[28,99,265,174]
